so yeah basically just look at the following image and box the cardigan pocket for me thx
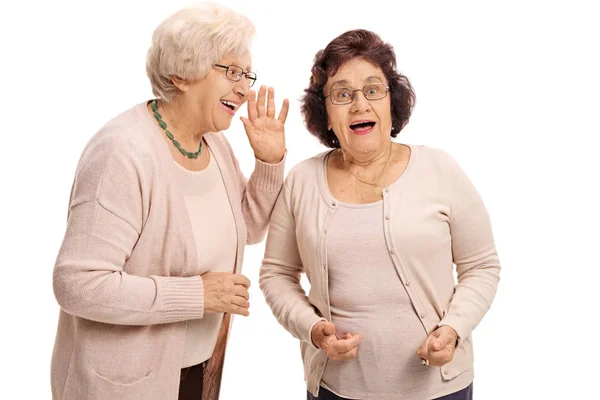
[88,367,153,399]
[92,366,152,386]
[67,321,168,398]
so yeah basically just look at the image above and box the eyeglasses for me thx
[214,64,257,87]
[325,83,390,105]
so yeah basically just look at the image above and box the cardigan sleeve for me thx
[53,132,205,326]
[220,134,286,244]
[437,152,501,344]
[259,182,325,349]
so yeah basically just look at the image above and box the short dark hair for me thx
[301,29,416,148]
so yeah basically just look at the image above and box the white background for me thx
[1,0,599,398]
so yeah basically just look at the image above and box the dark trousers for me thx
[307,383,473,400]
[178,362,206,400]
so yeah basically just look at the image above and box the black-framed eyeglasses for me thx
[325,83,390,105]
[214,64,257,87]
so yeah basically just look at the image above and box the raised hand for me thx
[240,85,289,164]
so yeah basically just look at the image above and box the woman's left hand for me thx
[416,326,458,367]
[240,85,289,164]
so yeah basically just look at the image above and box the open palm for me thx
[240,86,289,164]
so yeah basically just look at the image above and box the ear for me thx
[171,75,190,92]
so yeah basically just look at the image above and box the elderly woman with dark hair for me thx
[260,29,500,400]
[51,3,288,400]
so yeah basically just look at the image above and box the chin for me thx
[216,120,233,132]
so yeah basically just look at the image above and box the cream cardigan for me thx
[260,144,500,396]
[51,102,284,400]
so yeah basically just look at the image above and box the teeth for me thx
[351,121,374,127]
[221,100,238,109]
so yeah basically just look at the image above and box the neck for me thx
[157,98,209,144]
[340,142,393,171]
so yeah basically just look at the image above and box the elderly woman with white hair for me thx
[50,3,288,400]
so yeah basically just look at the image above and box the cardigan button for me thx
[420,313,426,319]
[385,215,390,220]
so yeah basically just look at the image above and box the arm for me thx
[238,85,289,244]
[259,183,325,348]
[437,155,501,344]
[236,153,286,244]
[53,137,204,326]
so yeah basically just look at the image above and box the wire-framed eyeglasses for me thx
[214,64,257,87]
[325,83,390,105]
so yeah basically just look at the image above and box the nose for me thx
[350,91,371,113]
[233,80,250,99]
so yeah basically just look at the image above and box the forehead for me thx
[219,53,252,70]
[327,58,385,88]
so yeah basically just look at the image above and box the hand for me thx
[311,321,364,361]
[240,85,289,164]
[416,326,458,367]
[201,272,251,316]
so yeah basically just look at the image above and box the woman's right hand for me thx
[201,272,251,316]
[311,321,364,361]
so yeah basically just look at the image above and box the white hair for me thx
[146,2,256,101]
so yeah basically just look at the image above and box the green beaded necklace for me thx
[151,99,202,159]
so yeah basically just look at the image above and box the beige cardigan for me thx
[51,102,284,400]
[260,144,500,396]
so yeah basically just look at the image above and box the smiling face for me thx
[176,53,253,133]
[324,58,392,158]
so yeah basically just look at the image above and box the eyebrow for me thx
[227,62,253,72]
[329,79,350,88]
[329,76,385,89]
[365,75,385,83]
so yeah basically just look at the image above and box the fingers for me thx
[266,87,276,118]
[233,285,249,300]
[325,333,364,361]
[228,304,250,317]
[326,333,363,354]
[417,332,454,367]
[231,294,250,309]
[246,86,287,126]
[321,321,336,337]
[247,90,258,121]
[430,337,445,352]
[201,272,253,315]
[416,335,433,360]
[240,116,252,130]
[256,85,267,117]
[231,274,251,288]
[335,346,359,361]
[278,98,290,124]
[427,349,453,366]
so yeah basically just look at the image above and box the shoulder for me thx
[83,102,158,162]
[407,143,463,177]
[71,103,160,205]
[285,150,331,189]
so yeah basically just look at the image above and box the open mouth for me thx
[350,120,376,133]
[220,100,239,112]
